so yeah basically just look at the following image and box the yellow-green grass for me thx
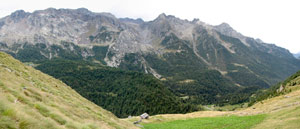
[253,105,300,129]
[252,85,300,129]
[0,52,137,129]
[143,114,266,129]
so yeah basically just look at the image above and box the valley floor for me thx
[126,85,300,129]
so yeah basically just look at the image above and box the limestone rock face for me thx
[0,8,299,89]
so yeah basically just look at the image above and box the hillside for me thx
[35,59,196,118]
[1,8,300,105]
[0,52,137,129]
[127,70,300,129]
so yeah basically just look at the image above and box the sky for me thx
[0,0,299,53]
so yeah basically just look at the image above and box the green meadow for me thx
[143,114,266,129]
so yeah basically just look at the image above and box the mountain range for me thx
[0,8,300,107]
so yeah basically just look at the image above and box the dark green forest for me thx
[36,59,197,118]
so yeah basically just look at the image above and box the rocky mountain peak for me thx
[215,22,235,33]
[9,10,28,21]
[44,7,56,11]
[192,18,200,23]
[0,8,300,104]
[154,13,181,22]
[214,22,250,46]
[31,7,99,19]
[255,38,264,43]
[76,8,91,13]
[157,13,167,19]
[217,22,232,28]
[119,17,144,24]
[11,10,27,16]
[0,8,123,45]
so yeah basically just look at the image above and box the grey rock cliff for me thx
[0,8,299,87]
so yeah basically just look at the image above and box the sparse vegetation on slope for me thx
[0,52,137,129]
[248,70,300,106]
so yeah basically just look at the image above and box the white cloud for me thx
[0,0,299,53]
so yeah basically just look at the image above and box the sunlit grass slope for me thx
[0,52,137,129]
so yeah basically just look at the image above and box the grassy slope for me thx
[127,75,300,129]
[251,85,300,129]
[0,52,137,129]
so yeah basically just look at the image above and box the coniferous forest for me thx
[36,59,198,118]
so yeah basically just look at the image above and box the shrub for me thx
[0,80,4,86]
[2,108,16,117]
[49,113,67,125]
[66,123,79,129]
[19,119,33,129]
[0,116,17,129]
[34,104,50,117]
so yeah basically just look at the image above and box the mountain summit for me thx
[0,8,300,105]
